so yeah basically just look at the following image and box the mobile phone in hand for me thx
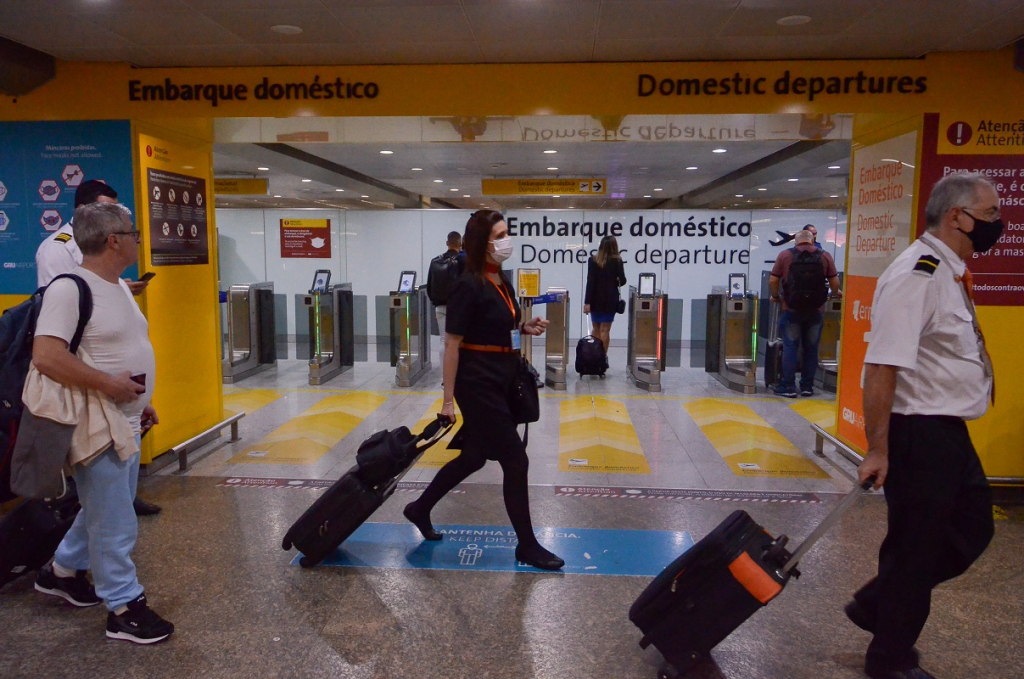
[140,272,156,283]
[130,374,146,388]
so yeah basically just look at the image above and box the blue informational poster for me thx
[298,522,695,577]
[0,120,135,295]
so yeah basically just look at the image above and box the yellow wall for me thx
[1,295,31,312]
[131,118,223,464]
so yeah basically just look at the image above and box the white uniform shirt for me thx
[864,233,992,420]
[35,221,82,288]
[34,267,156,434]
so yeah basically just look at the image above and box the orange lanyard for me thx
[488,277,516,328]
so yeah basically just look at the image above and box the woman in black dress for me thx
[403,210,564,571]
[583,235,627,354]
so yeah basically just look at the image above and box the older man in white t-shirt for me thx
[31,202,174,645]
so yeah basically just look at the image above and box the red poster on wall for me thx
[918,114,1024,306]
[280,218,331,258]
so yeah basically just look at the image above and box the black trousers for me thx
[855,414,994,669]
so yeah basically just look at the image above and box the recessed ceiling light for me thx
[273,195,282,198]
[758,188,767,191]
[463,195,470,198]
[411,167,423,171]
[653,188,663,192]
[270,24,303,35]
[361,195,369,198]
[450,188,459,192]
[433,179,443,183]
[301,179,312,182]
[777,15,812,27]
[335,189,344,192]
[552,195,560,198]
[788,178,799,182]
[643,195,652,198]
[257,167,269,171]
[379,150,393,155]
[543,150,557,154]
[712,148,727,153]
[830,195,840,198]
[547,167,559,171]
[686,166,698,170]
[828,165,841,169]
[480,203,486,206]
[735,194,743,197]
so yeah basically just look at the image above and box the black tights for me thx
[411,446,540,550]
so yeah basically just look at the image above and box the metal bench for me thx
[811,423,864,465]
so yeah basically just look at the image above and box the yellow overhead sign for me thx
[482,178,606,196]
[214,178,268,195]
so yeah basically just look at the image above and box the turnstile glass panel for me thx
[228,287,252,366]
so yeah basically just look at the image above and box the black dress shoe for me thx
[844,599,876,633]
[865,665,936,679]
[133,498,162,516]
[515,544,564,571]
[403,503,442,541]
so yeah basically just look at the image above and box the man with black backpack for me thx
[426,230,464,368]
[769,228,841,398]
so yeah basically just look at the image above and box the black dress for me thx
[584,256,627,315]
[408,271,547,554]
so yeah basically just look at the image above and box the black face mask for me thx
[960,212,1004,253]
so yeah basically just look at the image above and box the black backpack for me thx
[0,274,92,502]
[427,252,460,305]
[783,249,829,313]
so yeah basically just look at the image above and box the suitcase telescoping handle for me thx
[780,477,875,575]
[767,298,781,343]
[416,414,454,451]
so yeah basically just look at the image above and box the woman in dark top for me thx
[403,210,564,571]
[583,235,627,355]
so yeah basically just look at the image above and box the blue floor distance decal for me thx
[293,523,694,576]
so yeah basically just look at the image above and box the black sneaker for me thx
[35,565,101,607]
[106,594,174,644]
[800,388,815,397]
[774,388,798,399]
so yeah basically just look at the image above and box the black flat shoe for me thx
[515,544,564,571]
[403,503,442,541]
[133,498,162,516]
[865,665,936,679]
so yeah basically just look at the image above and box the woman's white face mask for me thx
[489,235,513,263]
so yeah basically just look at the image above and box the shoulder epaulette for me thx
[54,233,73,244]
[912,254,940,275]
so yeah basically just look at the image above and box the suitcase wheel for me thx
[282,537,292,550]
[299,555,317,568]
[657,664,680,679]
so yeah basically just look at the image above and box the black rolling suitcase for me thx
[630,479,873,678]
[282,415,452,568]
[0,479,80,588]
[763,299,783,391]
[576,335,606,377]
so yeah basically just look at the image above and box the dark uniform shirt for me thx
[446,271,521,347]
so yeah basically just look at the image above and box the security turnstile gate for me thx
[627,285,668,392]
[543,288,569,390]
[815,296,842,394]
[222,282,276,384]
[706,292,758,394]
[390,286,431,387]
[303,284,354,385]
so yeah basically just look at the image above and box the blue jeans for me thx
[780,310,823,393]
[54,440,144,611]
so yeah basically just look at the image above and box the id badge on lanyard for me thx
[510,329,521,351]
[490,276,519,352]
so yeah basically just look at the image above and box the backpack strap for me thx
[49,274,93,355]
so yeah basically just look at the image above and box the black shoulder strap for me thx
[49,273,93,354]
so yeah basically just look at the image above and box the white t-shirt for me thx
[864,234,991,420]
[36,222,83,288]
[35,267,156,433]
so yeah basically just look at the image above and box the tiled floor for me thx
[2,344,1021,679]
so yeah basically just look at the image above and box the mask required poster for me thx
[146,166,209,266]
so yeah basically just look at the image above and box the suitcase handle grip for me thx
[415,415,454,451]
